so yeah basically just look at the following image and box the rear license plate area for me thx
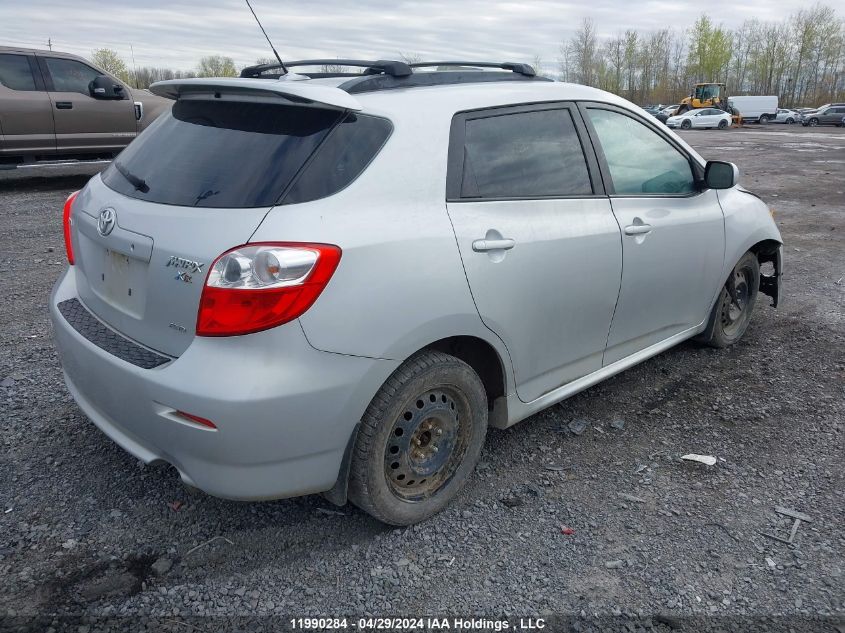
[91,248,147,318]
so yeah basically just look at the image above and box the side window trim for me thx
[34,56,56,92]
[446,101,605,202]
[27,55,47,91]
[576,101,705,198]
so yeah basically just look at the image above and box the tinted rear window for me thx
[283,113,392,205]
[0,54,36,91]
[102,100,341,208]
[460,109,593,199]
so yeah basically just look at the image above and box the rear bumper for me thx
[50,268,398,500]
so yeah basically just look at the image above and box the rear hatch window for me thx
[102,99,390,208]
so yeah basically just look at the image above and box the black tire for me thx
[785,117,795,124]
[348,350,488,525]
[702,252,760,348]
[808,118,819,127]
[681,119,692,130]
[718,119,728,129]
[759,115,769,124]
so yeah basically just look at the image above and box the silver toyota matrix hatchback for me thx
[51,59,783,525]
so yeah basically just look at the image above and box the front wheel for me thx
[808,118,819,127]
[681,119,692,130]
[701,252,760,348]
[785,117,795,124]
[348,350,488,525]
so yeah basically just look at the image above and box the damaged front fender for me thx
[757,243,783,308]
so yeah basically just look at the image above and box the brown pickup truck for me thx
[0,46,170,168]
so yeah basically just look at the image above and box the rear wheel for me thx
[702,252,760,348]
[348,350,488,525]
[759,115,769,124]
[718,119,728,129]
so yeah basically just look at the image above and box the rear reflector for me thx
[175,411,217,429]
[63,191,80,265]
[197,242,341,336]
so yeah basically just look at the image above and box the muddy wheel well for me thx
[425,336,506,410]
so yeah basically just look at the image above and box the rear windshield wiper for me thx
[113,161,150,193]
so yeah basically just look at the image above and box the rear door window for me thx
[102,100,345,208]
[0,54,37,91]
[458,108,593,199]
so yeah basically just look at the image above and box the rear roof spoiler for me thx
[149,78,362,111]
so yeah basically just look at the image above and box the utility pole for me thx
[47,38,52,51]
[130,43,139,88]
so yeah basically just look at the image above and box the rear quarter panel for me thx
[249,106,513,386]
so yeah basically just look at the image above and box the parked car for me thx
[774,108,800,124]
[666,107,732,130]
[50,59,783,525]
[800,103,845,127]
[726,95,778,123]
[0,46,170,167]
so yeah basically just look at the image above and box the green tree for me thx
[196,55,238,77]
[686,14,733,82]
[90,48,130,83]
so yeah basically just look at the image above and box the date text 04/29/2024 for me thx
[289,617,547,630]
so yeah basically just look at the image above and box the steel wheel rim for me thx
[384,387,470,502]
[721,267,752,335]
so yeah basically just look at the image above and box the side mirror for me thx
[704,161,738,190]
[89,75,125,99]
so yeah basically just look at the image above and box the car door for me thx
[37,55,136,154]
[691,111,707,128]
[446,103,622,402]
[0,52,55,157]
[703,109,722,127]
[580,103,725,366]
[827,107,845,124]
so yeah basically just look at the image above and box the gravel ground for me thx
[1,126,843,632]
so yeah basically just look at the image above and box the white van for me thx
[728,96,779,123]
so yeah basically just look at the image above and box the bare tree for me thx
[197,55,237,78]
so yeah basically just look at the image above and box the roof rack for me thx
[239,59,549,95]
[241,59,412,78]
[409,61,536,77]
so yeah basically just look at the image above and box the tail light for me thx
[63,191,80,265]
[197,242,341,336]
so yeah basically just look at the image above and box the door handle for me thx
[472,238,516,252]
[55,101,73,109]
[624,224,652,236]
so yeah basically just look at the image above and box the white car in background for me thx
[774,109,799,124]
[667,108,732,130]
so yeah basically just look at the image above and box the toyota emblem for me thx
[97,208,116,236]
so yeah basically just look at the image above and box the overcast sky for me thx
[0,0,825,74]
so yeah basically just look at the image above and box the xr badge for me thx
[175,271,193,284]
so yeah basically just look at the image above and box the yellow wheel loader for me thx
[676,83,727,114]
